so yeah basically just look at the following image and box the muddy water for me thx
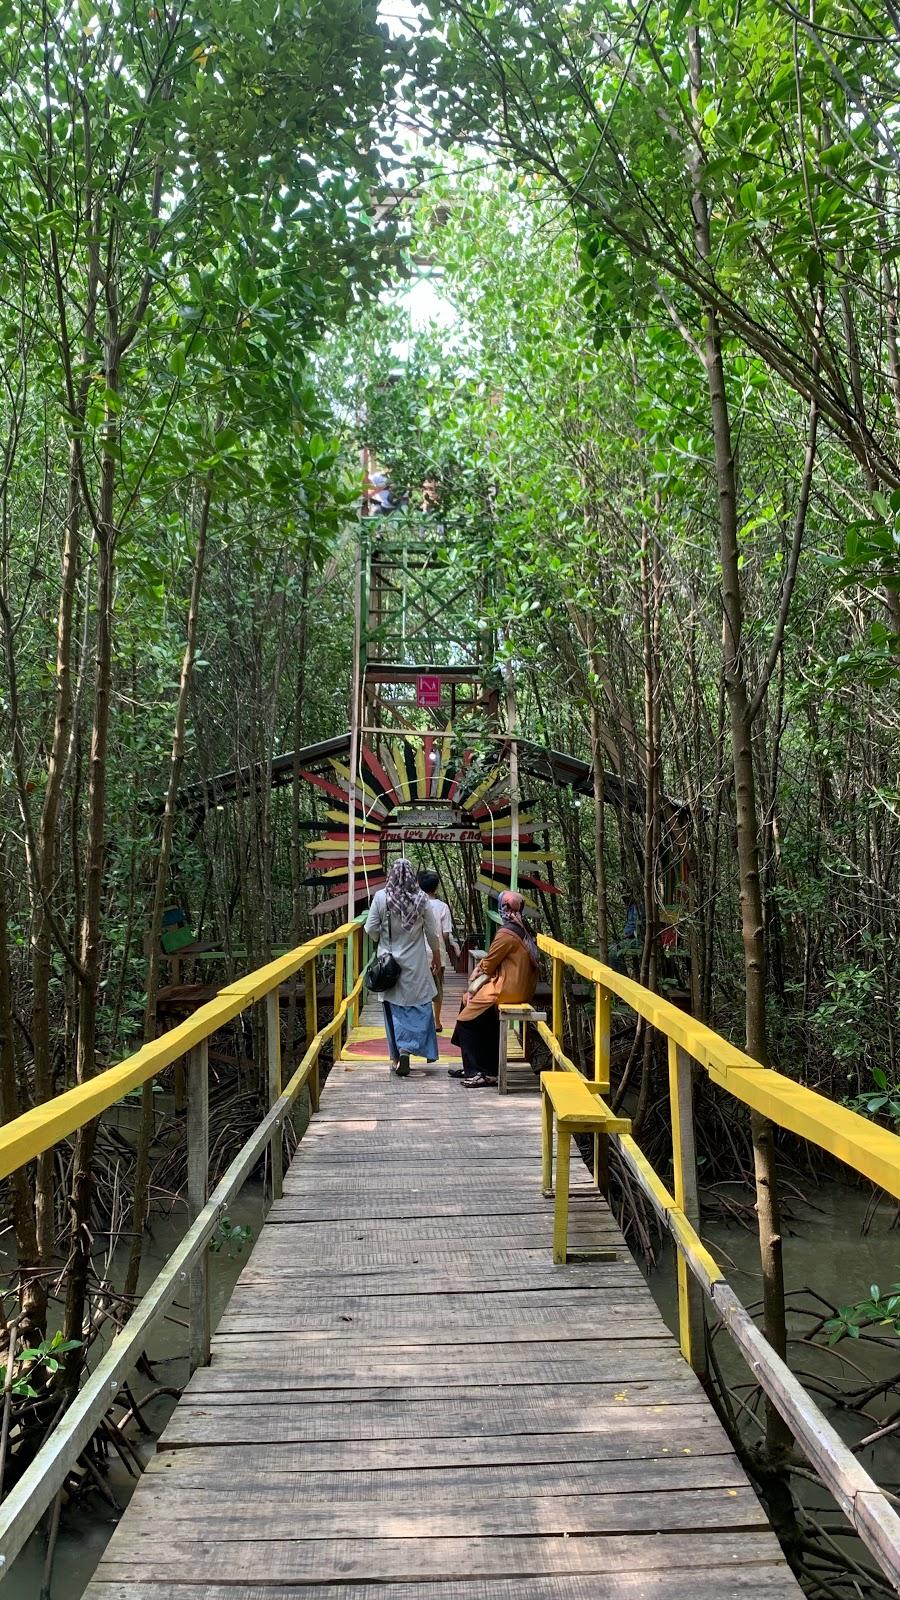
[4,1182,265,1600]
[644,1180,900,1480]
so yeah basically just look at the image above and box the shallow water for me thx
[644,1179,900,1481]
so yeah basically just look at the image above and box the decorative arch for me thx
[300,735,559,918]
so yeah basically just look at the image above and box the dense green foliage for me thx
[0,4,899,1587]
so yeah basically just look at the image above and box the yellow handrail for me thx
[0,923,355,1182]
[0,919,364,1577]
[538,933,900,1199]
[538,931,900,1589]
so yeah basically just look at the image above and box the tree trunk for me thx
[62,353,119,1387]
[688,22,790,1459]
[30,451,82,1317]
[0,858,43,1337]
[123,484,211,1302]
[286,552,312,1054]
[587,625,609,963]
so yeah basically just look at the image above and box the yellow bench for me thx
[540,1070,631,1263]
[497,1003,546,1093]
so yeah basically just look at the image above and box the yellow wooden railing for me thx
[5,921,900,1587]
[537,932,900,1590]
[0,916,366,1578]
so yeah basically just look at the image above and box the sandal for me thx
[461,1073,497,1088]
[447,1066,464,1078]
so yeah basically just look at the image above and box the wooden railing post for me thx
[332,940,345,1064]
[351,923,364,1027]
[186,1040,210,1371]
[668,1037,706,1377]
[266,987,283,1201]
[551,955,564,1044]
[593,983,611,1193]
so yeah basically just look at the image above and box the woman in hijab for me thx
[450,890,540,1087]
[365,858,443,1076]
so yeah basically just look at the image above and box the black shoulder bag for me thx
[365,906,401,993]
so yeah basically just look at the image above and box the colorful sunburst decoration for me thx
[299,736,559,917]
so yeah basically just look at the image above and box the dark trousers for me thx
[451,1006,501,1079]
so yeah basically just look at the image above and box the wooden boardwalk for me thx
[86,979,803,1599]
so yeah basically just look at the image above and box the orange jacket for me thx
[457,928,538,1022]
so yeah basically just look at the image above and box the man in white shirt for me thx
[418,869,458,1032]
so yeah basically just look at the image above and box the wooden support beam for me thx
[593,983,611,1192]
[186,1040,210,1372]
[551,956,564,1044]
[304,957,319,1111]
[668,1039,706,1376]
[266,989,283,1202]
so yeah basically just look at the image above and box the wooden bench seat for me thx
[540,1070,631,1262]
[497,1003,546,1093]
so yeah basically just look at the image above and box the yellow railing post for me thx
[332,940,345,1066]
[350,923,363,1028]
[186,1040,210,1371]
[552,1129,571,1265]
[551,955,564,1043]
[356,923,365,1022]
[541,1080,553,1197]
[593,983,611,1193]
[266,987,283,1201]
[668,1036,707,1377]
[304,956,318,1111]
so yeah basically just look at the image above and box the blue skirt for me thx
[383,1001,439,1063]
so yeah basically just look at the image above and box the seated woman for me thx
[365,858,442,1077]
[451,891,539,1087]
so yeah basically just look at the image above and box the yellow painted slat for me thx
[414,741,429,800]
[377,742,405,803]
[433,731,453,798]
[461,767,502,811]
[315,862,382,880]
[306,836,382,852]
[478,813,540,837]
[475,874,537,908]
[330,760,382,807]
[483,849,554,864]
[390,740,413,803]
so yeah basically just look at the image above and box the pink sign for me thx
[416,674,441,708]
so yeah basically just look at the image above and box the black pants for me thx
[451,1006,500,1079]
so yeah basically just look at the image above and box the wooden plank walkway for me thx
[86,978,803,1600]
